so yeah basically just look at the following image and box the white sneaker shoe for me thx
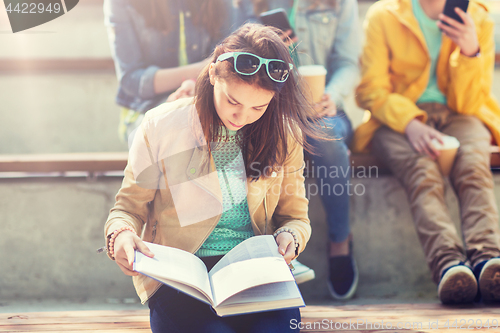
[291,259,315,284]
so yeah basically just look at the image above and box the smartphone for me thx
[259,8,296,39]
[441,0,469,25]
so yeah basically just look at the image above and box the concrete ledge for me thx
[3,172,500,303]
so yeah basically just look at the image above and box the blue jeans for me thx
[149,285,300,333]
[307,111,353,243]
[148,256,301,333]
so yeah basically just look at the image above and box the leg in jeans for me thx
[372,126,465,284]
[307,111,353,243]
[149,285,236,333]
[149,285,301,333]
[307,111,357,299]
[441,114,500,267]
[241,308,301,333]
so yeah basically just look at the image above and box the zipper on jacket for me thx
[151,221,157,243]
[264,195,268,234]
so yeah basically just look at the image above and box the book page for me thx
[210,256,294,306]
[209,235,281,276]
[220,281,302,306]
[134,242,213,303]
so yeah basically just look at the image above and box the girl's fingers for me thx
[116,255,136,272]
[136,239,154,258]
[278,240,290,256]
[117,262,139,276]
[284,244,295,265]
[124,244,136,266]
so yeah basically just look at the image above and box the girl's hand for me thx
[437,8,479,57]
[314,94,337,118]
[405,118,444,160]
[113,231,154,276]
[166,79,196,102]
[275,232,296,265]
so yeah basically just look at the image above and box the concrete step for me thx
[2,174,498,304]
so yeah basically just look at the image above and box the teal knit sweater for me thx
[196,129,254,257]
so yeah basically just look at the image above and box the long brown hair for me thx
[195,23,323,180]
[129,0,227,39]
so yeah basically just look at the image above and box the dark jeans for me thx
[148,256,301,333]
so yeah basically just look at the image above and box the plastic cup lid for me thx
[431,136,460,150]
[298,65,327,76]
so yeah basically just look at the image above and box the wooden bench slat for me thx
[2,304,499,332]
[0,152,129,173]
[0,322,150,332]
[0,151,499,174]
[2,330,150,333]
[0,59,115,73]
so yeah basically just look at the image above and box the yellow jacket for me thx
[353,0,500,152]
[104,98,311,304]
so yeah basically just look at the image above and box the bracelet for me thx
[107,226,135,260]
[273,228,299,248]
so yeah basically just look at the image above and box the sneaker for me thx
[291,259,315,284]
[475,258,500,302]
[327,242,358,300]
[438,264,477,304]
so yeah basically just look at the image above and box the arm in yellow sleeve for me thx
[356,7,427,133]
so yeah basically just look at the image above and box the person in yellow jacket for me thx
[355,0,500,304]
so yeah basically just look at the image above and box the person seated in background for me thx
[104,0,238,143]
[235,0,362,298]
[354,0,500,304]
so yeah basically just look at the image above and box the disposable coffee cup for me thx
[431,136,460,176]
[298,65,327,104]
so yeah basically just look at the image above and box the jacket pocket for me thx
[294,6,338,65]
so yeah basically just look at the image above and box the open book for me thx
[134,235,305,317]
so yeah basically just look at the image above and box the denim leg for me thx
[149,285,300,333]
[244,307,301,333]
[149,285,237,333]
[307,111,353,243]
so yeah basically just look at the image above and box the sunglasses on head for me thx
[216,52,293,83]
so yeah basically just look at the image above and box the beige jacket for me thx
[104,98,311,304]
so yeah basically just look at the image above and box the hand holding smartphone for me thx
[259,8,296,39]
[437,0,479,57]
[441,0,469,25]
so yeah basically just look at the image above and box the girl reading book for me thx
[104,23,320,332]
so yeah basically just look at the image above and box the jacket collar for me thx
[387,0,429,53]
